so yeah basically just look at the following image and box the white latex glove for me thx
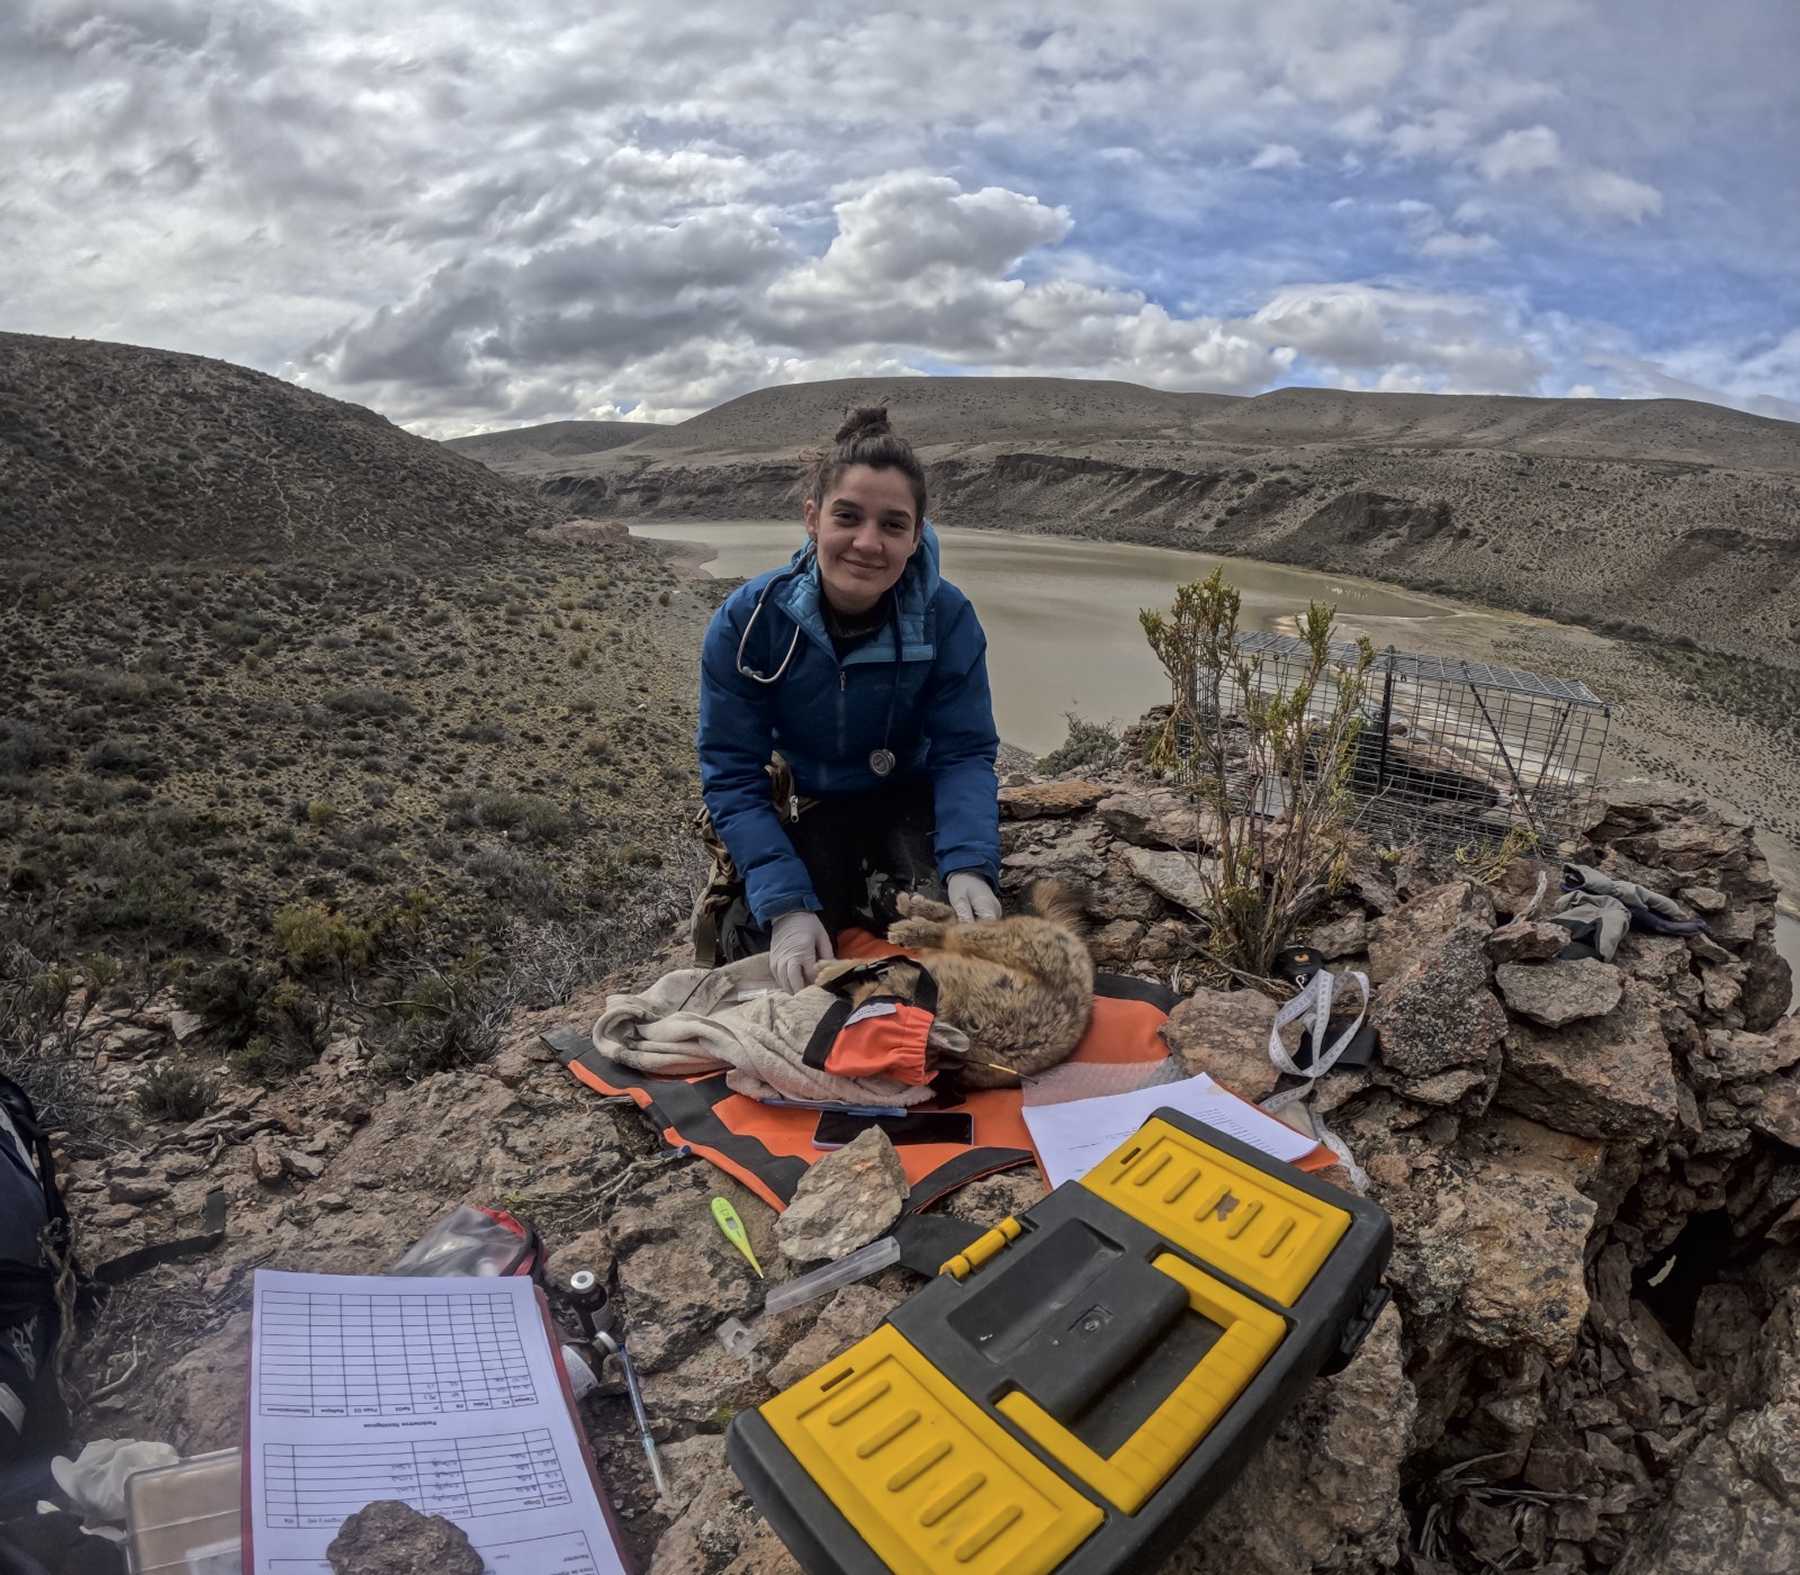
[948,872,1002,922]
[51,1438,178,1526]
[769,911,833,992]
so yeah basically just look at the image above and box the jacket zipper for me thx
[836,665,847,759]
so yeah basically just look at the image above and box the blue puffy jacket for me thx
[697,525,1000,925]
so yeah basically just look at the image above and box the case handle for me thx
[995,1253,1284,1513]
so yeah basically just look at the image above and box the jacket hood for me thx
[774,521,942,663]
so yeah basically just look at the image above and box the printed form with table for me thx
[244,1270,627,1573]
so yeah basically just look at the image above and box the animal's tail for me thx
[1028,878,1089,932]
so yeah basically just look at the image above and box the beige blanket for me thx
[592,955,967,1105]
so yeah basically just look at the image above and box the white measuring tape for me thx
[1259,965,1372,1191]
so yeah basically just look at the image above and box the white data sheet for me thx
[247,1269,627,1575]
[1022,1072,1320,1189]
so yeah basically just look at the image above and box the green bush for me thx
[178,958,276,1047]
[273,902,372,974]
[84,738,162,778]
[1037,713,1120,775]
[136,1064,213,1122]
[0,719,53,774]
[322,687,414,718]
[444,790,572,843]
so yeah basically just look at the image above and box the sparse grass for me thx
[0,542,707,1093]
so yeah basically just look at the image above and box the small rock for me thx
[1680,886,1728,914]
[489,1046,536,1088]
[168,1009,205,1044]
[1160,988,1281,1102]
[1089,918,1147,966]
[775,1128,908,1263]
[1495,959,1624,1028]
[279,1149,326,1182]
[312,1192,349,1213]
[1308,913,1368,960]
[250,1137,284,1187]
[1697,1023,1800,1086]
[1487,919,1570,965]
[159,1153,206,1180]
[326,1500,482,1575]
[998,780,1109,819]
[1367,881,1496,986]
[108,1176,170,1205]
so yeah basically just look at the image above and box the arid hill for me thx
[0,331,555,561]
[443,418,650,467]
[457,376,1800,668]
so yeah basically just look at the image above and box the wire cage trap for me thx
[1203,632,1611,850]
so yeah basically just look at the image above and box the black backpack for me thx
[0,1075,69,1476]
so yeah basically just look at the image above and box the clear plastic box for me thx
[124,1447,243,1574]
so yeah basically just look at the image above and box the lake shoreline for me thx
[634,518,1800,974]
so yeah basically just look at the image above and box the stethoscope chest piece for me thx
[869,748,896,778]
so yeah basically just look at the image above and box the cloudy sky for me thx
[4,0,1798,436]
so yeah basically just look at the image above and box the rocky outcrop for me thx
[45,737,1800,1575]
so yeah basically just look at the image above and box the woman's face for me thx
[804,464,921,614]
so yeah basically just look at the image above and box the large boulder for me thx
[1096,789,1220,850]
[1498,978,1680,1143]
[1367,883,1505,1098]
[1495,958,1624,1028]
[1160,988,1281,1102]
[1366,881,1495,987]
[1164,1304,1413,1575]
[1383,1115,1603,1364]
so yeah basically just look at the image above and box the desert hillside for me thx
[443,418,651,467]
[456,376,1800,669]
[0,331,557,560]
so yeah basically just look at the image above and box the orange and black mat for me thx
[546,929,1332,1213]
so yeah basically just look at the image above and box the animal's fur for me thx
[816,879,1095,1086]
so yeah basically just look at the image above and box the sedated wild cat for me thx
[817,879,1095,1086]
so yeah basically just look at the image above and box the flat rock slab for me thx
[1096,790,1220,850]
[1122,846,1219,917]
[998,780,1109,819]
[1496,959,1624,1028]
[328,1501,482,1575]
[775,1127,909,1263]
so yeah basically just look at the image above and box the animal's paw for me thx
[895,890,957,923]
[886,917,946,950]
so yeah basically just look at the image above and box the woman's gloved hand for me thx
[947,872,1002,923]
[769,911,834,992]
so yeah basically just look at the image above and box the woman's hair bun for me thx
[834,405,892,444]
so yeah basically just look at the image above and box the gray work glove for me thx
[769,911,833,992]
[947,872,1002,923]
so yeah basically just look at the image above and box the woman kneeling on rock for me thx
[692,407,1003,991]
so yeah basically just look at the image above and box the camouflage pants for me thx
[691,760,943,967]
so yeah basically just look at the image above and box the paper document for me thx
[1022,1073,1319,1189]
[247,1269,627,1574]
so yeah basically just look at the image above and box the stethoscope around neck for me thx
[734,544,903,777]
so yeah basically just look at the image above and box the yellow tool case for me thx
[727,1108,1392,1574]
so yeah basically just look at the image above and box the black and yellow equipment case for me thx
[727,1107,1392,1574]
